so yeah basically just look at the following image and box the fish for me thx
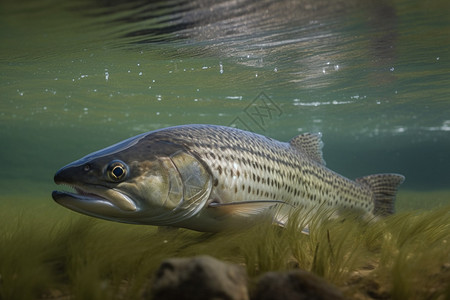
[52,124,405,232]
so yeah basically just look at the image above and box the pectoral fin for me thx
[208,200,286,218]
[207,200,310,234]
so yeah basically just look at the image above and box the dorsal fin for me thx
[289,133,325,165]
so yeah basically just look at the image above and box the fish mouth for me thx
[52,184,137,214]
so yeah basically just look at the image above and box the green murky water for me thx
[1,0,449,210]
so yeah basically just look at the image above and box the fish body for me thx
[52,124,404,232]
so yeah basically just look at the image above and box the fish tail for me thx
[356,173,405,216]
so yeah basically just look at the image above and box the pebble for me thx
[252,270,345,300]
[151,255,248,300]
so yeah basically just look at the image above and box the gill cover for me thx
[148,150,213,225]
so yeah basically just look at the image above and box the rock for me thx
[252,270,345,300]
[151,255,249,300]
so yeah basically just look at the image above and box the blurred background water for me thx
[1,0,449,209]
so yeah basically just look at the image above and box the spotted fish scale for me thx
[146,125,402,216]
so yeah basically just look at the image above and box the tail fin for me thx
[356,174,405,216]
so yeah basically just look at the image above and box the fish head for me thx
[52,134,213,225]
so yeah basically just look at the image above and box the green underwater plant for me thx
[0,196,449,300]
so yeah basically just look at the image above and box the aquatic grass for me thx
[374,207,450,300]
[54,220,202,299]
[240,219,292,277]
[0,209,55,300]
[0,199,449,299]
[286,208,374,285]
[310,221,368,283]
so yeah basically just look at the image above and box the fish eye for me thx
[107,161,127,181]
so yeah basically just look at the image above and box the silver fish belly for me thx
[52,124,405,232]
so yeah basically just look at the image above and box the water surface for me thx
[1,0,449,209]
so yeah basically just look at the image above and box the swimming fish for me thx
[52,124,405,232]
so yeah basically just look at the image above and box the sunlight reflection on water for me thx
[0,0,449,194]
